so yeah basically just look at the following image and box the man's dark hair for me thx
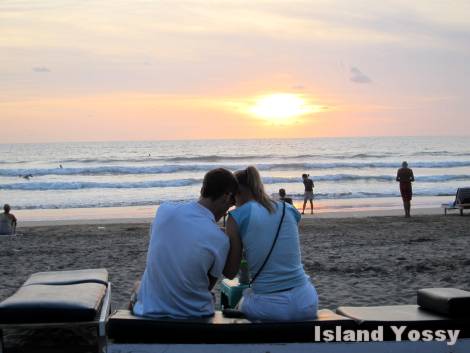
[201,168,238,201]
[3,204,10,213]
[279,188,286,197]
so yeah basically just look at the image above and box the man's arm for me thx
[396,170,400,182]
[410,170,415,182]
[223,216,242,279]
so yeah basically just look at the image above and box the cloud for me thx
[32,67,51,73]
[350,67,372,83]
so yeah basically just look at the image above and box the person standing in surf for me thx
[396,161,415,217]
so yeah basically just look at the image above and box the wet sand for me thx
[1,213,469,351]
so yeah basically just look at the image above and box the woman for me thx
[224,166,318,321]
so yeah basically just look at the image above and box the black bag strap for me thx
[249,201,286,287]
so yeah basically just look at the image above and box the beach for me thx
[4,211,470,310]
[1,211,469,351]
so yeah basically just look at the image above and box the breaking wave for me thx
[3,161,470,177]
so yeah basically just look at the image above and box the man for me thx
[133,168,238,318]
[301,173,314,215]
[0,204,17,235]
[396,161,415,217]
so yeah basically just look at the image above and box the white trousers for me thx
[239,281,318,321]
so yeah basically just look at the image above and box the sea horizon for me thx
[3,134,470,146]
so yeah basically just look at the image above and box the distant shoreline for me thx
[15,195,452,227]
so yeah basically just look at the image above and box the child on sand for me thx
[278,188,293,205]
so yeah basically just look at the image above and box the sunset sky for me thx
[1,0,470,143]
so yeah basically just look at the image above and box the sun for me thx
[249,93,314,123]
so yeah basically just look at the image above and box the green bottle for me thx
[239,259,250,285]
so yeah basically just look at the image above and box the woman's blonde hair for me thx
[235,166,276,213]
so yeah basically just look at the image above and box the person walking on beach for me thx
[0,204,17,235]
[396,161,415,218]
[301,173,314,214]
[132,168,238,318]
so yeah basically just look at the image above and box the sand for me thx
[1,213,470,351]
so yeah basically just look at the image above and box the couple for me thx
[132,166,318,321]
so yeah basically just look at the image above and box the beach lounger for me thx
[337,287,470,352]
[441,187,470,215]
[0,268,111,353]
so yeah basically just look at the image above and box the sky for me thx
[1,0,470,143]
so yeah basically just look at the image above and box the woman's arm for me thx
[223,215,242,279]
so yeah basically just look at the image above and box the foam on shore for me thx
[15,196,451,227]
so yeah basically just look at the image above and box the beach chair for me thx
[441,187,470,215]
[0,268,111,353]
[336,288,470,352]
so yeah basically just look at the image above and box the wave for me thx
[11,151,470,166]
[0,178,200,190]
[58,155,267,164]
[412,151,470,157]
[0,160,28,164]
[13,200,172,210]
[24,153,397,164]
[3,160,470,177]
[307,191,454,199]
[267,174,470,183]
[3,174,470,191]
[50,150,470,162]
[2,151,470,166]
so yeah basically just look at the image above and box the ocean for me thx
[1,136,469,219]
